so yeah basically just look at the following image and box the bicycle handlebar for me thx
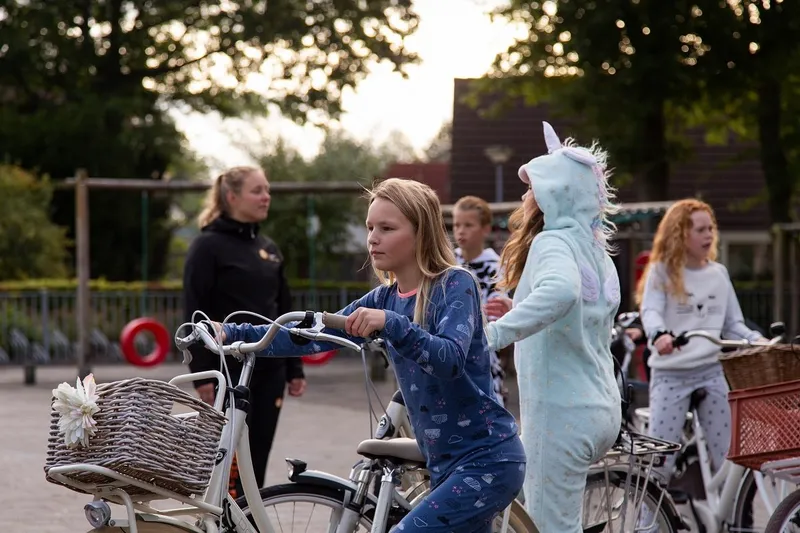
[321,311,348,330]
[672,329,782,349]
[174,310,392,367]
[175,310,369,358]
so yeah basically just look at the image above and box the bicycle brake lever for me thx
[289,311,316,346]
[365,337,390,369]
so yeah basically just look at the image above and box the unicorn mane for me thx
[559,136,620,254]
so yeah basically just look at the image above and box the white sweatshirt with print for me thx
[640,261,761,370]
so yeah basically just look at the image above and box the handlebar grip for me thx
[322,312,348,330]
[673,335,689,348]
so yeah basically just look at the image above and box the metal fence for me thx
[0,287,787,367]
[0,288,367,366]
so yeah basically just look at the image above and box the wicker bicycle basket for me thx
[44,377,226,497]
[719,343,800,390]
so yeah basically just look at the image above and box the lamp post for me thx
[484,145,514,203]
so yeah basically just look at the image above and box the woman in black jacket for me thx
[183,165,306,498]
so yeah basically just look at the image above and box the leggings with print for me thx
[394,460,525,532]
[648,363,731,482]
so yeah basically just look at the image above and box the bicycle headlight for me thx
[84,500,112,528]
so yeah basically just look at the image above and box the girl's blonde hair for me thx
[635,198,718,305]
[198,166,264,227]
[367,178,458,326]
[498,204,545,291]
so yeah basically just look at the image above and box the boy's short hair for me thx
[454,195,493,227]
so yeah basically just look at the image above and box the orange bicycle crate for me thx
[728,379,800,471]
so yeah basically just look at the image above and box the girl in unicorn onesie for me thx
[485,122,622,532]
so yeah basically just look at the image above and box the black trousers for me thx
[221,367,286,497]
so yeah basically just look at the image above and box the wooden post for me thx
[773,224,784,329]
[75,169,91,379]
[790,234,799,339]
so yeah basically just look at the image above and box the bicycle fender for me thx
[730,468,756,525]
[292,470,380,507]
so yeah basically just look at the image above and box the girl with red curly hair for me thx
[636,198,766,482]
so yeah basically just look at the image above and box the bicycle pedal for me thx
[583,522,607,533]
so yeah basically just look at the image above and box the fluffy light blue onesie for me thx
[486,122,622,533]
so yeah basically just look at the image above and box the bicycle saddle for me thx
[357,438,426,467]
[689,388,707,411]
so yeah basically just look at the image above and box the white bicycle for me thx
[633,325,798,532]
[46,309,542,533]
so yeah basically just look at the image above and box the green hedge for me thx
[732,281,775,291]
[0,278,373,292]
[0,278,773,293]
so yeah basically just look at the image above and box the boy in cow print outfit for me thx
[453,195,508,407]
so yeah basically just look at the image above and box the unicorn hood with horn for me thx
[485,122,623,532]
[519,121,618,250]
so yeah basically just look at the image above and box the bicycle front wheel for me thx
[237,482,386,532]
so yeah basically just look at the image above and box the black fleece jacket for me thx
[183,215,304,388]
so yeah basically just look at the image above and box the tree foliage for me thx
[0,0,420,279]
[0,165,69,280]
[0,0,419,120]
[479,1,709,200]
[685,0,800,223]
[252,132,392,280]
[481,0,800,221]
[424,121,451,163]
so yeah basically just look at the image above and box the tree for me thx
[250,133,389,280]
[376,130,420,164]
[478,2,710,200]
[0,0,420,279]
[685,0,800,223]
[424,121,451,163]
[0,165,69,279]
[482,1,800,222]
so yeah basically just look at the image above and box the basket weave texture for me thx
[44,377,226,497]
[720,344,800,390]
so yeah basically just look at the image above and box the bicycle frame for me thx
[189,353,274,533]
[50,311,329,533]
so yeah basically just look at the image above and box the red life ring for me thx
[301,349,337,366]
[120,317,170,367]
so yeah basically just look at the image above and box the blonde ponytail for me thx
[197,166,262,228]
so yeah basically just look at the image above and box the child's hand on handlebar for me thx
[206,322,225,342]
[346,308,386,337]
[655,334,676,355]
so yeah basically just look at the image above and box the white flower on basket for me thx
[52,373,100,448]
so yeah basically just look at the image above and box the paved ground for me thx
[0,357,520,532]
